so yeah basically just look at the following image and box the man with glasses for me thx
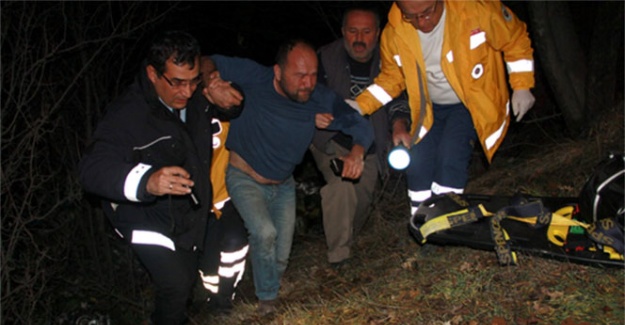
[79,30,242,324]
[350,0,536,216]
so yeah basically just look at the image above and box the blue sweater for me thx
[211,55,374,181]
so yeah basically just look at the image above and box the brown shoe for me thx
[257,299,277,315]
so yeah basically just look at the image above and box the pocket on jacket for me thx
[132,135,186,168]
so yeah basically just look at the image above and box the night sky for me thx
[159,1,393,64]
[109,1,599,70]
[153,1,539,65]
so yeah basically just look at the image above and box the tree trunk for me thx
[527,2,586,135]
[585,1,624,121]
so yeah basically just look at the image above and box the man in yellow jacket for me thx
[353,0,536,215]
[198,117,250,314]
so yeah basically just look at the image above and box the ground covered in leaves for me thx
[188,104,624,325]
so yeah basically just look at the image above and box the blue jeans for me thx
[226,165,296,301]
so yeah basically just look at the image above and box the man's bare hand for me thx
[339,144,365,179]
[146,166,194,196]
[315,113,334,129]
[340,154,364,180]
[202,72,243,108]
[392,119,412,148]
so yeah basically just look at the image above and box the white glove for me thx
[345,99,363,115]
[511,89,535,122]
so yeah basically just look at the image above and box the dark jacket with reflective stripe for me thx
[79,62,241,250]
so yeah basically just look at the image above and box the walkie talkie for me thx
[330,158,344,176]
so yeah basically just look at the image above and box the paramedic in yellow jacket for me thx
[198,113,250,313]
[353,0,536,214]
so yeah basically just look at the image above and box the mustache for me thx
[352,41,366,48]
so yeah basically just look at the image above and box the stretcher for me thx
[409,193,624,268]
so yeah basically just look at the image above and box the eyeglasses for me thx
[402,0,439,23]
[161,73,203,89]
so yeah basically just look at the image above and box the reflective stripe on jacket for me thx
[356,0,534,161]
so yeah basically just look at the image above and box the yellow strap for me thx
[418,205,489,243]
[500,206,588,247]
[506,206,589,229]
[589,245,625,260]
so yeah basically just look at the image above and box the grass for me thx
[189,104,624,325]
[192,194,624,324]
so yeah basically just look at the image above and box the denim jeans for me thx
[226,165,296,301]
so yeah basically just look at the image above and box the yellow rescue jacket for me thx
[211,118,230,217]
[355,0,534,162]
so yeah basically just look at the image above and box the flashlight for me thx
[388,144,411,170]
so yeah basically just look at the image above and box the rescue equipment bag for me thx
[578,152,624,229]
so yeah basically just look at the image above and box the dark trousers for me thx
[198,200,249,301]
[132,243,198,325]
[406,102,477,207]
[131,202,248,323]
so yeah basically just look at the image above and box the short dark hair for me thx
[342,7,380,30]
[147,30,200,75]
[275,39,316,68]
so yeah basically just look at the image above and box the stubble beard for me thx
[279,79,312,104]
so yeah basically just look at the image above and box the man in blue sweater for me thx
[203,39,374,315]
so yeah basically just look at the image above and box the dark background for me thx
[1,1,622,324]
[116,1,537,65]
[114,1,396,68]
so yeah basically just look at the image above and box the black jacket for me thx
[79,62,241,250]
